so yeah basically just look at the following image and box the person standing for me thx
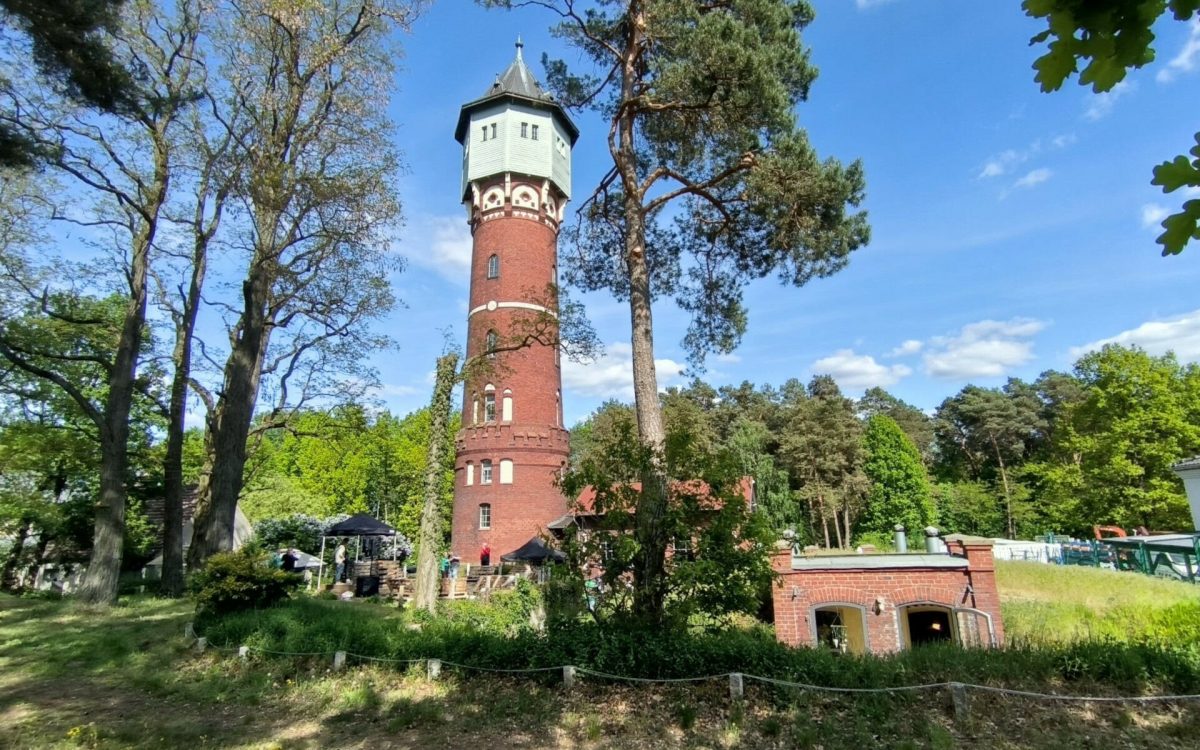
[479,542,491,567]
[334,539,348,583]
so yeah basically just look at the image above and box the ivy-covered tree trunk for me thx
[412,353,458,613]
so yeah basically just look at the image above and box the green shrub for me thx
[189,550,300,618]
[199,595,1200,694]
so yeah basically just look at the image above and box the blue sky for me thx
[371,1,1200,426]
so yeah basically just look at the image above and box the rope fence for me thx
[184,622,1200,718]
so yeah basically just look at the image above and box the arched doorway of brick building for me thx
[900,604,954,648]
[811,604,868,654]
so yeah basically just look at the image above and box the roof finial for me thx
[515,36,524,61]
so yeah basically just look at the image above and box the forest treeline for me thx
[573,344,1200,547]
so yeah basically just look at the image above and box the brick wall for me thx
[770,543,1005,653]
[451,173,571,564]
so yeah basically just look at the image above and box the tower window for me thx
[502,389,513,422]
[479,503,491,529]
[520,122,528,138]
[487,254,499,279]
[472,395,479,425]
[490,123,497,139]
[500,459,513,484]
[531,124,539,140]
[486,330,498,358]
[481,460,493,484]
[484,392,496,422]
[466,462,474,486]
[481,125,487,141]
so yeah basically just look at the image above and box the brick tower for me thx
[450,41,578,564]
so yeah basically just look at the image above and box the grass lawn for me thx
[997,561,1200,646]
[1,562,1198,749]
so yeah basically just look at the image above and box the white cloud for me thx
[978,135,1073,180]
[1051,133,1077,149]
[561,342,684,399]
[1157,20,1200,83]
[1012,168,1053,190]
[1084,80,1135,121]
[923,318,1046,379]
[1069,309,1200,362]
[1142,203,1170,228]
[714,352,741,364]
[889,339,924,357]
[811,349,911,389]
[401,215,473,283]
[979,149,1020,179]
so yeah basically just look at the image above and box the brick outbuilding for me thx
[770,535,1004,654]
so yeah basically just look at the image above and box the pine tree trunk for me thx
[990,434,1015,539]
[843,503,852,549]
[413,353,458,613]
[832,499,844,549]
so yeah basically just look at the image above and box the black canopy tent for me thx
[501,537,566,564]
[327,514,397,537]
[317,514,400,590]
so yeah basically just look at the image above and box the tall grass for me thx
[202,596,1200,695]
[997,561,1200,646]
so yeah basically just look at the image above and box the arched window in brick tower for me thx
[487,254,499,279]
[484,384,496,422]
[465,462,474,486]
[481,459,493,484]
[479,503,491,529]
[502,389,513,422]
[499,458,513,484]
[486,329,498,357]
[472,394,479,425]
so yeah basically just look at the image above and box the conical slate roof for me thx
[454,40,578,145]
[482,38,547,100]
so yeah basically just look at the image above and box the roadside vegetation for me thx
[2,562,1198,749]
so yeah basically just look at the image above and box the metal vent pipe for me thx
[894,524,908,553]
[924,526,946,553]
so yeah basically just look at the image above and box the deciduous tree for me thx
[1024,0,1200,254]
[859,415,935,540]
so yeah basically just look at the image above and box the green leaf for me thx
[1152,155,1200,192]
[1033,45,1078,92]
[1157,201,1200,256]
